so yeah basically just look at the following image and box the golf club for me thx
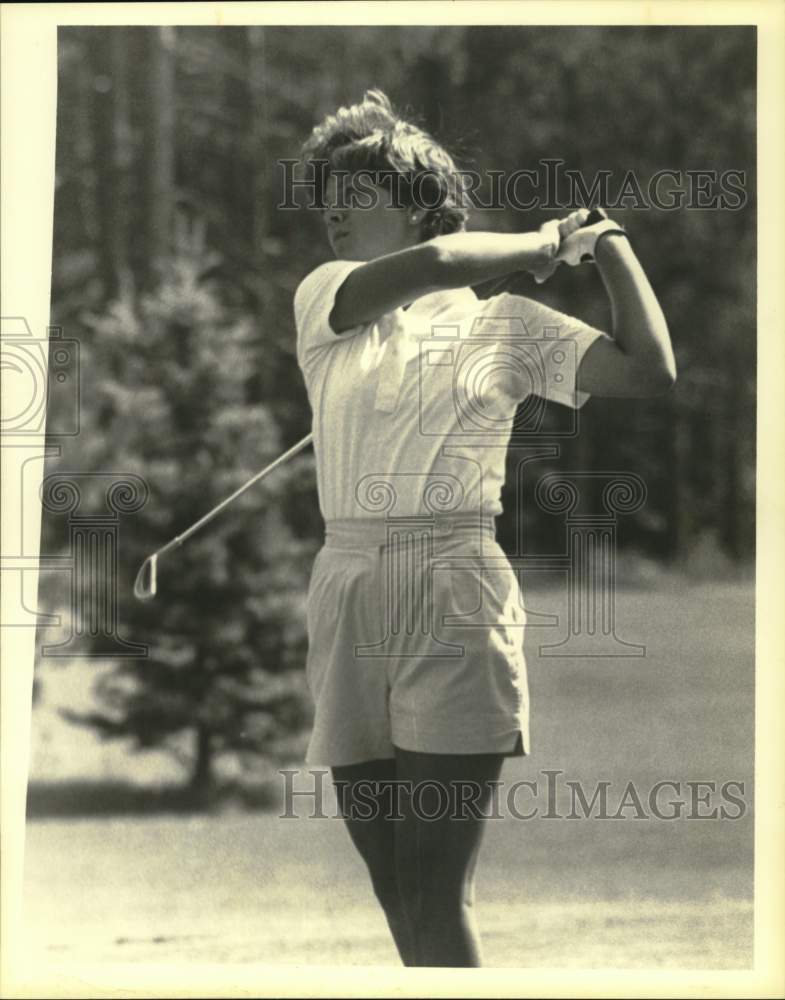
[133,432,314,601]
[134,210,610,602]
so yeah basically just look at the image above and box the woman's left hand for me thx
[556,215,626,268]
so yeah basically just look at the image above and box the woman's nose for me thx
[326,205,346,224]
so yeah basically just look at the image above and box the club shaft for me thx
[155,432,313,559]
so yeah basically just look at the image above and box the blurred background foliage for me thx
[38,25,755,799]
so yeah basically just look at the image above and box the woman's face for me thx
[322,172,422,261]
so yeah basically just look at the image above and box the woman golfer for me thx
[293,90,675,967]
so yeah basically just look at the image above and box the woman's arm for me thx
[329,228,560,333]
[575,235,677,397]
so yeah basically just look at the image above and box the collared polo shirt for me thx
[294,259,607,521]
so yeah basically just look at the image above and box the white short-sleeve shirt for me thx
[294,259,608,521]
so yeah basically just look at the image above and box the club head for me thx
[133,553,158,601]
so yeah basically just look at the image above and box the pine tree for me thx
[61,223,314,803]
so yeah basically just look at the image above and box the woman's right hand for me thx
[531,209,591,284]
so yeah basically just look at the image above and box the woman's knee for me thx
[341,822,402,913]
[397,861,473,925]
[370,871,404,916]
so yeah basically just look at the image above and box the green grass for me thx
[22,577,754,969]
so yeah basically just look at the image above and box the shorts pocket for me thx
[304,548,376,689]
[305,549,328,640]
[446,556,485,619]
[443,540,522,623]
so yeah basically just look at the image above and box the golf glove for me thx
[555,217,627,267]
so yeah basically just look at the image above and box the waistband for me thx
[324,512,496,550]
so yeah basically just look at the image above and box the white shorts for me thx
[304,513,530,766]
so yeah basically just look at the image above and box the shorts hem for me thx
[305,726,396,768]
[390,711,529,757]
[304,720,528,767]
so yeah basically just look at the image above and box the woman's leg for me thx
[331,758,415,965]
[393,746,506,967]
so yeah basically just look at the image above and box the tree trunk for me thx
[721,349,744,561]
[110,30,134,299]
[190,723,214,805]
[247,26,269,284]
[76,40,98,247]
[146,26,176,280]
[662,391,690,561]
[90,29,133,299]
[413,46,447,134]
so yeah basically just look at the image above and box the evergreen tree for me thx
[60,225,314,801]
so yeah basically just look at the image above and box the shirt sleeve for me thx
[293,260,367,372]
[476,292,608,409]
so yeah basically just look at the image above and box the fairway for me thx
[22,577,754,969]
[22,814,752,969]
